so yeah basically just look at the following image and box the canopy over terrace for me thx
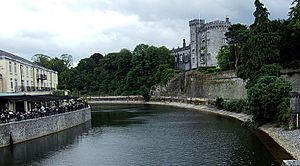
[0,95,78,102]
[0,95,78,113]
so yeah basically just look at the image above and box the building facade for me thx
[0,50,58,93]
[172,18,231,70]
[173,39,191,71]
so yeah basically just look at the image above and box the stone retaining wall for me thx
[152,70,247,100]
[0,107,91,147]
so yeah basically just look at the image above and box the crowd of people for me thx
[0,100,88,124]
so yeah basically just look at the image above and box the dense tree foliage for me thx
[33,44,175,97]
[237,0,281,89]
[247,76,292,125]
[218,0,300,71]
[224,24,249,69]
[54,44,176,97]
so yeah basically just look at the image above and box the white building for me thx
[0,50,59,113]
[0,50,58,94]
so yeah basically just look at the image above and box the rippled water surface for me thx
[0,104,292,165]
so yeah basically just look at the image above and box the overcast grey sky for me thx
[0,0,293,64]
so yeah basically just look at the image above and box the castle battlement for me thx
[189,19,200,26]
[203,20,231,31]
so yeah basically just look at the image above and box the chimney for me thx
[183,39,186,47]
[226,17,230,23]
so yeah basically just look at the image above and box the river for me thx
[0,104,293,165]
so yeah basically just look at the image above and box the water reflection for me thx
[0,122,91,166]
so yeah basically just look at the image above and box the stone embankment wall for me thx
[88,96,144,104]
[151,70,247,100]
[0,107,91,147]
[282,68,300,91]
[151,68,300,100]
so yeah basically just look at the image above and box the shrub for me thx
[215,97,224,109]
[52,90,65,96]
[247,76,292,125]
[275,97,291,127]
[198,66,219,73]
[223,99,247,113]
[139,85,150,101]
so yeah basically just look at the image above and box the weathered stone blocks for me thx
[0,107,91,147]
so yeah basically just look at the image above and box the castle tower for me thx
[204,18,231,66]
[189,19,200,69]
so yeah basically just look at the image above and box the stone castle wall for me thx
[0,107,91,147]
[162,70,247,99]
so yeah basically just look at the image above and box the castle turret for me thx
[189,19,200,69]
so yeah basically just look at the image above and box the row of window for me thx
[8,61,56,81]
[9,78,56,92]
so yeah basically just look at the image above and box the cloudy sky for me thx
[0,0,293,64]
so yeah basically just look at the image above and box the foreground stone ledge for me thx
[0,107,91,148]
[259,124,300,161]
[282,160,300,166]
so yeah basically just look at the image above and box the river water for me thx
[0,104,293,165]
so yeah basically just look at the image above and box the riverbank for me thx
[89,99,300,160]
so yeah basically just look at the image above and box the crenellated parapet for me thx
[201,20,231,32]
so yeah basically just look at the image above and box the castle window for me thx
[192,57,195,63]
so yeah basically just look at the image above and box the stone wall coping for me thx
[0,106,90,127]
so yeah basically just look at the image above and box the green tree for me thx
[60,54,73,68]
[237,0,281,88]
[289,0,300,28]
[123,44,173,95]
[225,24,249,69]
[216,46,235,70]
[251,0,270,33]
[247,76,292,125]
[279,0,300,66]
[46,44,174,96]
[31,54,51,68]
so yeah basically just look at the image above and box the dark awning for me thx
[0,95,78,102]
